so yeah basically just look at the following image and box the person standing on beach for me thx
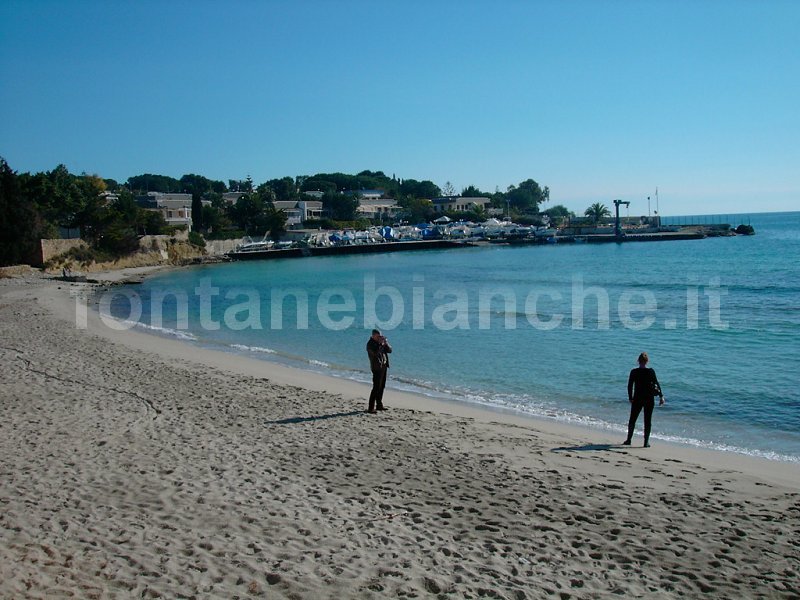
[623,352,665,447]
[366,329,392,413]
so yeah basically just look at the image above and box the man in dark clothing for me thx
[623,352,665,447]
[366,329,392,413]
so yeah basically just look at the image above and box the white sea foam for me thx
[231,343,276,354]
[124,320,198,341]
[651,433,800,464]
[382,378,800,464]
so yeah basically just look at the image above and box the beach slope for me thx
[1,274,798,599]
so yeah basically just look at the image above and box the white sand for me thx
[1,271,798,599]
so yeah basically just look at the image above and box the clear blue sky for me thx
[1,0,797,216]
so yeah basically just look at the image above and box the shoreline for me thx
[45,261,800,469]
[2,271,798,598]
[9,268,800,482]
[92,262,800,467]
[202,343,800,467]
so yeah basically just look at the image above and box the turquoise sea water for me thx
[107,212,800,463]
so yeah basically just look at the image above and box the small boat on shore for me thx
[226,239,473,261]
[235,235,274,253]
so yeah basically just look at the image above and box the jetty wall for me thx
[227,240,473,261]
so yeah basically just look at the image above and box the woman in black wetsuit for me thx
[623,352,665,447]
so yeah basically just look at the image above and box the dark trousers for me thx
[626,397,655,443]
[368,368,387,411]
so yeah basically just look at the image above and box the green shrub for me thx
[163,224,188,236]
[304,218,370,230]
[45,244,103,268]
[97,222,139,256]
[204,229,246,240]
[188,231,206,248]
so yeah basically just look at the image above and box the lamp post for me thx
[613,199,630,238]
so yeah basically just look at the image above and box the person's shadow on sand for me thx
[551,443,621,453]
[266,410,365,425]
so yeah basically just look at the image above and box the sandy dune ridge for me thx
[1,273,798,599]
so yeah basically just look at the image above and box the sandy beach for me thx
[1,270,798,599]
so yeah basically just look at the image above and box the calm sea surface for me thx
[108,211,800,463]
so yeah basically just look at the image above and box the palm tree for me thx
[584,202,611,224]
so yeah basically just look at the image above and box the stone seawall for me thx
[35,233,236,267]
[137,230,189,254]
[36,239,88,266]
[135,233,236,257]
[204,239,240,256]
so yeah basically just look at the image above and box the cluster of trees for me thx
[155,173,597,231]
[295,171,558,225]
[0,158,574,267]
[0,159,172,266]
[226,170,556,224]
[121,172,287,240]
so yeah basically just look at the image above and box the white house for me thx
[297,200,323,221]
[100,191,119,205]
[273,201,303,227]
[431,196,491,213]
[357,198,400,219]
[273,200,324,227]
[137,192,194,229]
[344,189,385,200]
[222,192,246,205]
